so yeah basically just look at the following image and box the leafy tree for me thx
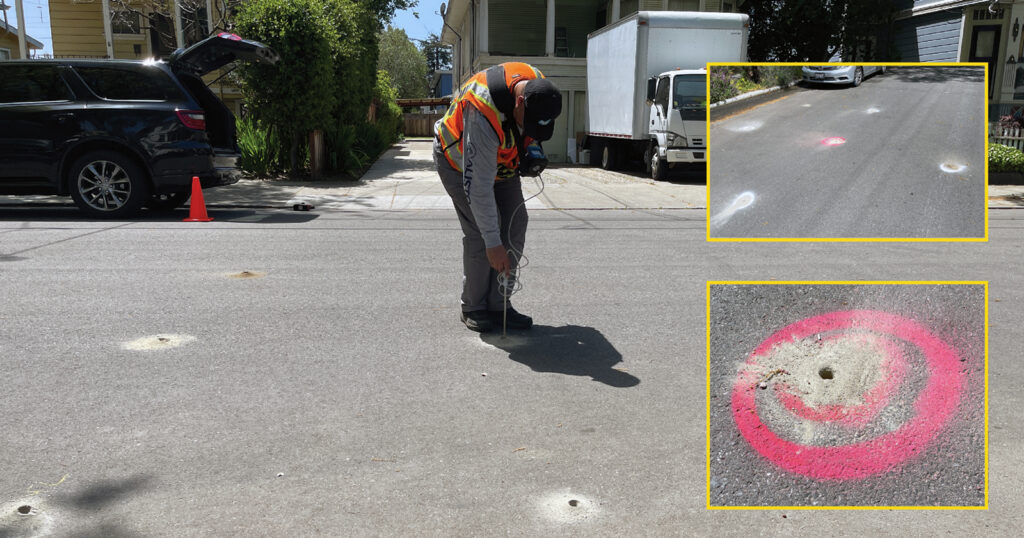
[324,0,379,124]
[420,33,452,72]
[234,0,339,173]
[377,26,429,99]
[743,0,893,62]
[355,0,418,30]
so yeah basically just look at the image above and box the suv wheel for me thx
[68,151,150,218]
[147,190,191,211]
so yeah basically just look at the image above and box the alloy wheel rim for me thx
[78,160,131,211]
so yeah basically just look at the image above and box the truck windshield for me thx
[673,74,706,110]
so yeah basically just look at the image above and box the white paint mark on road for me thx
[801,104,812,108]
[866,107,881,114]
[123,334,196,351]
[710,191,756,229]
[726,121,763,133]
[940,162,967,173]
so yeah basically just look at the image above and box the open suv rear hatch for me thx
[169,33,279,152]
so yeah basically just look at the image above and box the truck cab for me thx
[646,68,707,180]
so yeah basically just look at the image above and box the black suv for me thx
[0,33,278,217]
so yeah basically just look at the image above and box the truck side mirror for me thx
[646,78,656,103]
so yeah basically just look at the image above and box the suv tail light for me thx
[175,109,206,130]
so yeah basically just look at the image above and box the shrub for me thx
[234,0,339,173]
[989,143,1024,173]
[710,69,738,104]
[237,116,281,176]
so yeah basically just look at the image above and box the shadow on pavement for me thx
[480,324,640,388]
[885,66,984,84]
[56,475,153,510]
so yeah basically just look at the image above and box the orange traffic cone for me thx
[183,176,213,222]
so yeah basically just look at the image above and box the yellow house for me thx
[0,19,44,59]
[47,0,244,113]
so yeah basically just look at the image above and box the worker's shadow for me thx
[480,324,640,388]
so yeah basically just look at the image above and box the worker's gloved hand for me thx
[486,245,511,276]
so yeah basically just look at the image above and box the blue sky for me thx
[3,0,52,55]
[390,0,447,45]
[4,0,443,58]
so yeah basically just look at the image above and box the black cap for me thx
[522,78,562,141]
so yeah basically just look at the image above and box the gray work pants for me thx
[434,149,528,312]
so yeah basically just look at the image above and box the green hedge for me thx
[989,143,1024,173]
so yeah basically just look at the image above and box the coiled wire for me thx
[496,172,545,299]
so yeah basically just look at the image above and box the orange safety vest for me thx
[436,62,544,180]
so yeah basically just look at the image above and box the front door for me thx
[969,24,1001,98]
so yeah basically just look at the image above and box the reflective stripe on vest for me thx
[435,62,544,180]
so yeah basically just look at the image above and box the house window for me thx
[0,48,10,61]
[111,10,142,35]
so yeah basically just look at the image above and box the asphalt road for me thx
[0,206,1022,535]
[709,67,986,239]
[709,284,985,507]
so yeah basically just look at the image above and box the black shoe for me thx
[489,307,533,330]
[461,310,495,333]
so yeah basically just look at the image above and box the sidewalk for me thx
[2,139,1021,209]
[201,139,706,210]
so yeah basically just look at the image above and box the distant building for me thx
[876,1,1024,122]
[431,69,453,98]
[0,20,44,59]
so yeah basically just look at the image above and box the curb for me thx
[710,82,803,122]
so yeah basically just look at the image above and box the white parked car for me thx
[802,65,885,87]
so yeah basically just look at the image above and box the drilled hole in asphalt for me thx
[819,367,834,380]
[17,505,31,515]
[568,500,580,507]
[229,271,266,279]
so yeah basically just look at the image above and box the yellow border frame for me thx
[704,63,990,242]
[704,280,989,510]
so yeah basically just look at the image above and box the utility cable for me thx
[496,171,545,337]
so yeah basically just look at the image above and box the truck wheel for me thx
[651,154,668,181]
[68,150,150,218]
[600,141,617,170]
[643,144,654,175]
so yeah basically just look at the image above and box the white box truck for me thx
[585,11,748,179]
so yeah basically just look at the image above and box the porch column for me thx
[101,0,114,58]
[15,0,27,58]
[479,0,488,55]
[612,0,620,22]
[174,0,185,49]
[207,0,215,34]
[546,0,555,56]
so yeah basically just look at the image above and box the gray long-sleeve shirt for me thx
[462,106,504,248]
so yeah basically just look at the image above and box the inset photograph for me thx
[707,64,987,240]
[707,282,987,508]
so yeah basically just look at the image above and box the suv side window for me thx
[73,65,186,101]
[0,65,75,104]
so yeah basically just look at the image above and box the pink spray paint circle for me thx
[822,137,846,146]
[731,310,962,481]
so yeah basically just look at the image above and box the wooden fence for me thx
[991,125,1024,151]
[403,113,444,137]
